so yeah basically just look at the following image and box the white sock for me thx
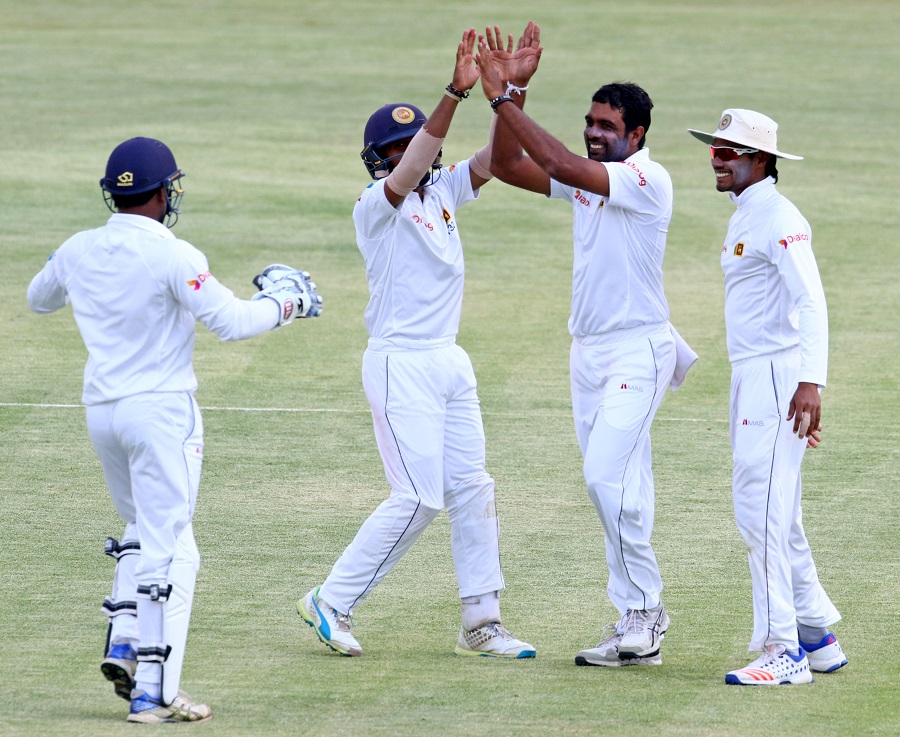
[137,681,161,701]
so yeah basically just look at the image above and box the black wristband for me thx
[489,95,514,112]
[445,83,469,100]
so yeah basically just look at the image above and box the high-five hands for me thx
[452,28,481,95]
[484,22,542,87]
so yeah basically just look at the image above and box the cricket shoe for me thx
[725,645,813,686]
[455,622,536,659]
[100,641,136,701]
[575,623,661,667]
[617,605,670,661]
[800,632,848,673]
[127,690,212,723]
[297,587,362,657]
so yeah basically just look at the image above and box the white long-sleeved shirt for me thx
[549,148,673,338]
[721,177,828,385]
[27,213,279,404]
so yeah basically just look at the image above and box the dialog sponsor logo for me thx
[188,272,212,291]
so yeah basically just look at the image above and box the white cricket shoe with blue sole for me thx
[297,587,362,657]
[455,622,536,659]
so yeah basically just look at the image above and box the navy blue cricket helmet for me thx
[100,137,185,227]
[360,103,441,186]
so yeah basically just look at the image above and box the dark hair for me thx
[112,187,159,210]
[591,82,653,149]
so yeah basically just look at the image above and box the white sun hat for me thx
[688,108,803,160]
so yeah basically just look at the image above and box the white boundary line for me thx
[0,401,726,422]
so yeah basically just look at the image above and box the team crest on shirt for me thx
[734,242,744,257]
[442,208,456,234]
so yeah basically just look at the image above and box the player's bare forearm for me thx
[423,94,461,140]
[489,101,549,194]
[476,35,604,194]
[477,36,548,194]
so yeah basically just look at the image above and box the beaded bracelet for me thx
[445,83,469,100]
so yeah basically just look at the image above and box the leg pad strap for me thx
[137,583,173,602]
[137,644,172,664]
[105,537,141,560]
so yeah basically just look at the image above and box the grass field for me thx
[1,1,898,735]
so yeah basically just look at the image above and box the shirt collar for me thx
[626,147,650,163]
[108,212,176,239]
[729,176,775,207]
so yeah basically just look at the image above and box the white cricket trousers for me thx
[730,349,840,652]
[87,392,203,691]
[318,339,504,614]
[570,323,676,615]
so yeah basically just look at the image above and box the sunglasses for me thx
[710,145,759,161]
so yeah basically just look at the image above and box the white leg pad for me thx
[102,527,140,647]
[135,524,200,706]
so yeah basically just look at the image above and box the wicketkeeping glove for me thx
[252,263,301,292]
[251,268,323,326]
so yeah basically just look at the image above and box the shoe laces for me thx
[756,644,787,666]
[621,609,646,636]
[482,622,512,639]
[331,607,354,632]
[595,623,620,647]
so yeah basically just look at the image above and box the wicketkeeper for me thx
[27,137,321,723]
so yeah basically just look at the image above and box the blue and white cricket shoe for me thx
[127,690,212,723]
[297,587,363,657]
[800,632,848,673]
[101,641,137,701]
[725,645,813,685]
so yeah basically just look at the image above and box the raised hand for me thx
[475,36,505,100]
[451,27,480,94]
[483,21,542,87]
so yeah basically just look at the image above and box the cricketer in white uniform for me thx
[27,137,320,722]
[475,29,696,667]
[297,29,534,660]
[689,109,847,685]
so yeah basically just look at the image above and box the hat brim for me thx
[687,128,803,160]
